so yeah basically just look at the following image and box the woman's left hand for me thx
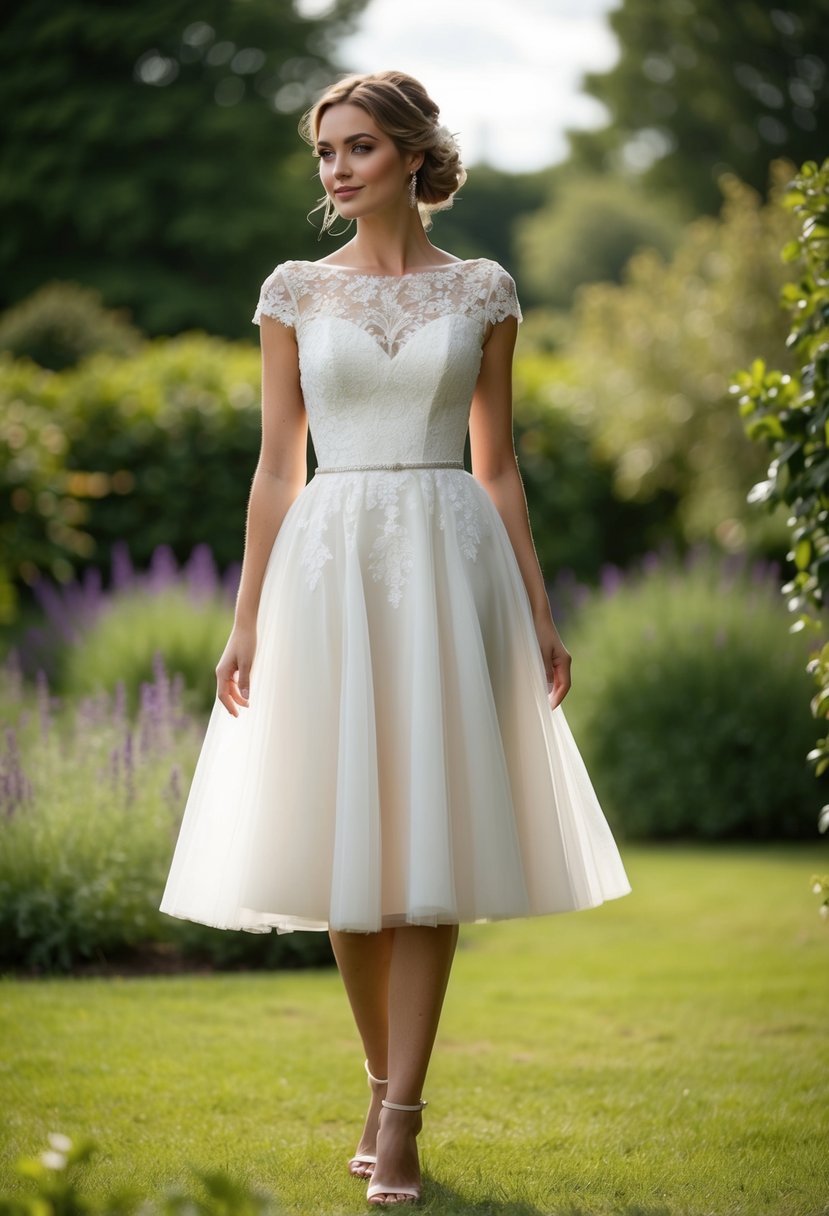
[534,611,572,710]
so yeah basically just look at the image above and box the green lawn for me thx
[1,845,827,1216]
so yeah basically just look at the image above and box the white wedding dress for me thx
[159,258,631,933]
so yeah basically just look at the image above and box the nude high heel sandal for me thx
[348,1060,389,1178]
[366,1098,428,1206]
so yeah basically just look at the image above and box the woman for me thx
[160,70,631,1206]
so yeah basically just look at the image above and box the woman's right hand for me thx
[215,623,256,717]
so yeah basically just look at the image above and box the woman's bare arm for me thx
[468,316,572,708]
[215,315,308,716]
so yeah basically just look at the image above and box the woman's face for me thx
[315,102,419,220]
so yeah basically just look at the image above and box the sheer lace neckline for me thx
[306,258,480,280]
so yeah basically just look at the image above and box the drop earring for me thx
[408,171,418,208]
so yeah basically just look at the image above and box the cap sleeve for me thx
[484,263,523,326]
[252,264,297,328]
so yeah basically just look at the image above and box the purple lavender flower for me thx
[165,763,182,805]
[147,545,179,593]
[109,744,120,790]
[36,670,52,740]
[110,541,134,592]
[1,725,31,817]
[122,728,135,807]
[185,545,219,600]
[113,681,127,728]
[600,563,624,597]
[2,651,24,703]
[223,561,242,602]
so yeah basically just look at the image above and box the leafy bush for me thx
[734,161,829,777]
[0,359,80,621]
[732,157,829,908]
[0,281,143,370]
[0,334,266,615]
[0,1132,278,1216]
[18,544,237,712]
[561,553,821,839]
[62,585,234,713]
[0,655,332,973]
[513,351,673,579]
[557,170,797,549]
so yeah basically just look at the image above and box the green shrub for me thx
[562,553,821,839]
[0,334,267,613]
[734,159,829,788]
[0,1132,278,1216]
[0,281,143,370]
[513,351,673,579]
[0,358,81,621]
[61,585,234,713]
[0,657,332,973]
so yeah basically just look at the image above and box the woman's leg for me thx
[373,924,459,1202]
[331,923,459,1200]
[329,928,394,1079]
[330,928,394,1171]
[386,924,458,1102]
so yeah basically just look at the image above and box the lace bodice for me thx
[252,258,522,467]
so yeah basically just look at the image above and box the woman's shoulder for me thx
[269,255,513,279]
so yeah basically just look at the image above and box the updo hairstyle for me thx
[299,70,467,229]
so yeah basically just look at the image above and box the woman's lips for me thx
[335,187,362,198]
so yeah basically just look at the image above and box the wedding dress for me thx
[159,258,631,933]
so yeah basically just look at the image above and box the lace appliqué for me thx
[298,472,489,608]
[484,271,523,327]
[254,259,521,355]
[366,478,414,607]
[252,267,296,327]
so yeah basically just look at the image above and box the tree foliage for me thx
[0,0,367,338]
[426,164,552,281]
[571,0,829,215]
[515,171,683,310]
[733,158,829,852]
[0,281,143,370]
[559,169,796,550]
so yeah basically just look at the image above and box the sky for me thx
[326,0,620,173]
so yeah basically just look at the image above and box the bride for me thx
[161,69,630,1206]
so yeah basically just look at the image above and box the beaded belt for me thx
[315,460,464,473]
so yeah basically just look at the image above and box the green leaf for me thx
[795,538,813,570]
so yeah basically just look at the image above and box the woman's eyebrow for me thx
[316,132,377,148]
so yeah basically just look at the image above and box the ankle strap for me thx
[381,1098,427,1111]
[365,1059,389,1087]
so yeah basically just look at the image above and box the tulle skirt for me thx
[159,468,631,933]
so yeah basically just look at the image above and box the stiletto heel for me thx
[348,1060,389,1178]
[366,1098,428,1205]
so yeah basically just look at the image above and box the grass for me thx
[1,844,827,1216]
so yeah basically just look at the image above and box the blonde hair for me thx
[299,70,467,231]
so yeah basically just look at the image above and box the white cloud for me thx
[336,0,619,171]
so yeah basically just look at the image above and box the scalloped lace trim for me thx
[253,260,522,356]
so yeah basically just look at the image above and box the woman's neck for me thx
[327,211,449,275]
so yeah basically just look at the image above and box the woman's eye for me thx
[353,143,373,154]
